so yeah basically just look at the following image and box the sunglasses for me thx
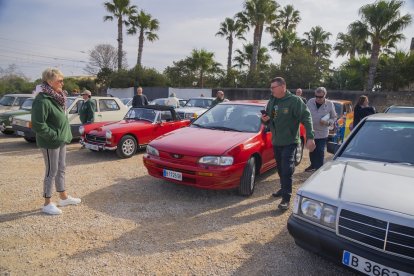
[315,95,325,99]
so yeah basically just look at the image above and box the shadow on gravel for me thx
[233,228,355,276]
[69,171,287,260]
[0,209,42,223]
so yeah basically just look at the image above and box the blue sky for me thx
[0,0,413,80]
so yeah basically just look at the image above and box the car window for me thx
[69,100,84,114]
[341,121,414,164]
[386,107,414,114]
[193,104,262,132]
[0,96,15,106]
[66,98,75,109]
[21,98,34,110]
[99,99,120,112]
[17,97,30,106]
[334,103,343,116]
[125,107,156,122]
[160,110,173,122]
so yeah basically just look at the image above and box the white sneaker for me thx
[58,196,81,207]
[42,203,62,215]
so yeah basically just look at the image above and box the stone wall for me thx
[215,88,414,112]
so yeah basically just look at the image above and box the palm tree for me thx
[356,0,412,91]
[215,17,245,73]
[103,0,137,70]
[302,26,332,58]
[128,10,159,68]
[237,0,278,73]
[187,49,221,88]
[334,22,371,60]
[233,43,271,71]
[267,4,301,66]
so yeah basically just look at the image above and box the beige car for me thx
[0,94,34,113]
[12,96,128,142]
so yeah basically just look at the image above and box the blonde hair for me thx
[42,68,64,83]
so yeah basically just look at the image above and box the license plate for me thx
[163,169,182,181]
[85,143,99,151]
[16,130,25,136]
[342,251,410,276]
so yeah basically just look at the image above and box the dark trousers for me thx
[309,138,327,170]
[273,143,297,202]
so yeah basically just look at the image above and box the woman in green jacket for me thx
[31,68,81,215]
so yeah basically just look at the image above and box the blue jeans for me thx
[273,144,297,202]
[309,138,327,170]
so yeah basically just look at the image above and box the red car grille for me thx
[85,134,106,144]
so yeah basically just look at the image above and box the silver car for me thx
[288,113,414,275]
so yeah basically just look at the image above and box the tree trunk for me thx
[137,28,144,68]
[227,35,233,73]
[250,25,261,73]
[117,17,123,71]
[367,39,381,92]
[199,70,204,88]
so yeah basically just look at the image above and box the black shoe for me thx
[304,165,315,172]
[278,200,290,210]
[272,189,282,198]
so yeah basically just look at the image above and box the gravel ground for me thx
[0,134,355,275]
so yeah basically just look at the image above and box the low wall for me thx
[218,88,414,112]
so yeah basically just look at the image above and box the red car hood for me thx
[88,119,152,135]
[150,127,257,156]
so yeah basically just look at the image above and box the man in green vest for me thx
[79,90,95,124]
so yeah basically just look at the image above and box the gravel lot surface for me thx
[0,134,355,275]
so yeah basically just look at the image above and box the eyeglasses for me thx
[55,79,64,83]
[270,85,282,90]
[315,95,325,99]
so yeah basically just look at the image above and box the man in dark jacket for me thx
[132,87,149,107]
[261,77,316,210]
[79,90,95,124]
[211,90,227,107]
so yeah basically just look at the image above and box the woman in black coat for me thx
[353,95,376,127]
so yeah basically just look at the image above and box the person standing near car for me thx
[353,95,376,127]
[166,92,180,108]
[261,77,315,210]
[31,68,81,215]
[295,88,307,104]
[211,90,227,107]
[132,86,149,107]
[306,87,337,172]
[79,90,95,124]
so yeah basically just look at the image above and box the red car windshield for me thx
[192,104,262,133]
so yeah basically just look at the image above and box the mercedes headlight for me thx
[198,156,233,166]
[146,145,159,156]
[293,195,337,229]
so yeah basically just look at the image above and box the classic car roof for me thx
[365,113,414,122]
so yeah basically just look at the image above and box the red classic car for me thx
[80,105,191,158]
[143,100,306,196]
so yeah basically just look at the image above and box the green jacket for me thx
[79,99,95,124]
[31,93,72,149]
[265,91,314,146]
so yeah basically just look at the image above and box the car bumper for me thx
[0,123,13,132]
[80,139,117,151]
[287,215,414,274]
[143,153,245,190]
[12,125,36,139]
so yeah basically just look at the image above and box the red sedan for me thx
[143,101,306,196]
[80,105,191,158]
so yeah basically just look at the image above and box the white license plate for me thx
[342,251,410,276]
[16,130,25,136]
[85,143,99,151]
[163,169,182,181]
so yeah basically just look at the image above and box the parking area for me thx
[0,134,354,275]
